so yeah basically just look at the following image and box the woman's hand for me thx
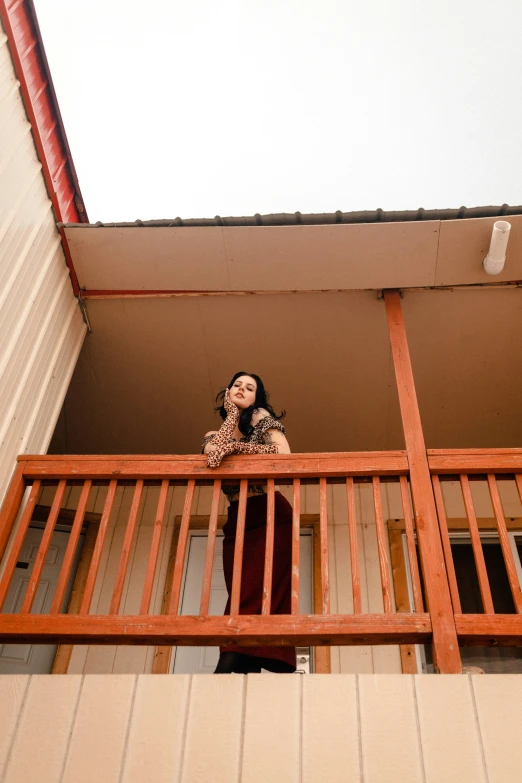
[224,388,240,419]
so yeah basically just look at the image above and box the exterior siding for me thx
[1,672,521,782]
[0,22,86,504]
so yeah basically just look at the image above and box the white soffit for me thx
[64,215,522,293]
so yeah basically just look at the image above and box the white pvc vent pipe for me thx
[483,220,511,275]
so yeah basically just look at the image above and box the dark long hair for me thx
[215,371,285,437]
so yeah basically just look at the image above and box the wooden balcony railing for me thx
[428,449,522,649]
[0,453,431,650]
[1,449,522,673]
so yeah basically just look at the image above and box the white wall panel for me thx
[2,673,521,782]
[0,25,86,504]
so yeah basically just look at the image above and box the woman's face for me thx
[229,375,257,410]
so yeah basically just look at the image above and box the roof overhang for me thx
[64,214,522,294]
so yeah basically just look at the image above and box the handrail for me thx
[18,451,409,479]
[428,449,522,473]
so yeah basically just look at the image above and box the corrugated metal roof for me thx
[60,204,522,229]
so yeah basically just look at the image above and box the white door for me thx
[0,527,83,674]
[173,532,314,673]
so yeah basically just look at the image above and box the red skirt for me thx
[220,491,296,670]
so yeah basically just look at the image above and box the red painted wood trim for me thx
[384,289,461,672]
[0,0,87,296]
[0,612,432,646]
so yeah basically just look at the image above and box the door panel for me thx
[0,527,84,674]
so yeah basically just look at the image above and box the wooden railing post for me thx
[0,462,27,564]
[384,290,461,673]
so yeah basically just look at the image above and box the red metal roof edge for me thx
[1,0,89,294]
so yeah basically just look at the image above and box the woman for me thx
[202,371,296,674]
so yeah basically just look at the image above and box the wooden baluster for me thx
[372,476,393,613]
[488,474,522,613]
[399,476,424,613]
[0,480,41,611]
[346,477,362,614]
[20,480,67,614]
[291,478,301,615]
[168,480,196,615]
[230,480,248,616]
[319,478,330,614]
[79,480,118,615]
[140,480,170,615]
[50,480,92,614]
[461,475,494,614]
[199,480,221,616]
[0,462,27,563]
[109,480,144,615]
[516,475,522,508]
[432,475,462,613]
[261,480,275,615]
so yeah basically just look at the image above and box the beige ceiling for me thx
[64,215,522,293]
[50,288,522,456]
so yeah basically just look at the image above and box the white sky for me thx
[34,0,522,223]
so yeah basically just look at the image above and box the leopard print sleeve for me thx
[207,439,278,468]
[253,416,285,445]
[201,433,217,454]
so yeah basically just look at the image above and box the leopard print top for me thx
[201,415,286,498]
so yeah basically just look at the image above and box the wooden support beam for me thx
[384,289,461,673]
